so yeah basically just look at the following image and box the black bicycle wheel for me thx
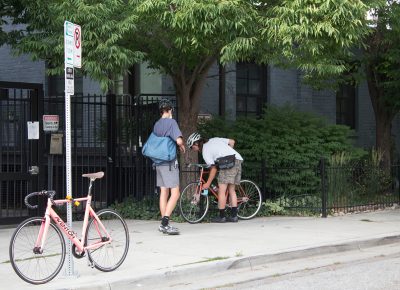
[9,217,65,284]
[85,209,129,272]
[179,182,209,223]
[236,180,262,219]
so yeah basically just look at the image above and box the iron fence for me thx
[243,158,400,216]
[2,82,399,222]
[41,93,176,213]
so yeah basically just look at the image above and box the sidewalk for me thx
[1,209,399,290]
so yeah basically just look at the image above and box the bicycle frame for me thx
[196,166,249,205]
[197,167,219,198]
[36,195,111,254]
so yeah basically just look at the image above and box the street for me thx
[211,244,400,290]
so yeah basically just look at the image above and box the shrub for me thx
[199,105,365,199]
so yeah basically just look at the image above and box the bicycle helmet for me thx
[187,132,201,148]
[159,98,173,112]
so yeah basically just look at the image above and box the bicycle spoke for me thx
[9,218,65,284]
[236,180,262,219]
[179,183,209,223]
[86,210,129,272]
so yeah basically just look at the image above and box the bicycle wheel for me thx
[9,217,65,284]
[85,209,129,272]
[236,180,262,219]
[179,182,209,223]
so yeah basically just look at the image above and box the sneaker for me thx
[159,224,180,235]
[226,216,238,223]
[211,216,226,223]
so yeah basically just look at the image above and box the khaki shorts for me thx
[217,159,242,185]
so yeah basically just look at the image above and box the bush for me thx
[111,196,185,222]
[199,105,365,198]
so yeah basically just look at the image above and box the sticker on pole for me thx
[65,66,74,95]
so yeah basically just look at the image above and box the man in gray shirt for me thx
[153,99,185,235]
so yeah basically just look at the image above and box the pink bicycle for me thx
[9,172,129,284]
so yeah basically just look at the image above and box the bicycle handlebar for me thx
[24,190,56,209]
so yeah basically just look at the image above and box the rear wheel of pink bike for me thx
[86,209,129,272]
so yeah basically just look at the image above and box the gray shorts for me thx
[217,159,242,185]
[156,162,179,188]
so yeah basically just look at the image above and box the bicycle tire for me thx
[85,209,129,272]
[179,182,209,223]
[9,217,66,284]
[236,180,262,219]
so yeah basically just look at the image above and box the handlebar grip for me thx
[24,190,57,209]
[24,192,39,209]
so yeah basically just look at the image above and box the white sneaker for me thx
[159,224,180,235]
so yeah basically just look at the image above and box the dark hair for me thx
[159,98,173,114]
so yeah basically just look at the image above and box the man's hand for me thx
[178,143,186,153]
[177,137,186,153]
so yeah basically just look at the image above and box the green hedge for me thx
[199,105,365,198]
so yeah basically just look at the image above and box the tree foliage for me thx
[4,0,371,141]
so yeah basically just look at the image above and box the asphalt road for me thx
[214,245,400,290]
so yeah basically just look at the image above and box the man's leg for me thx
[227,183,238,222]
[210,183,227,222]
[164,186,180,217]
[217,183,228,210]
[228,183,237,207]
[159,186,180,235]
[159,187,169,217]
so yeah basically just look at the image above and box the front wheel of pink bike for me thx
[9,217,66,284]
[85,209,129,272]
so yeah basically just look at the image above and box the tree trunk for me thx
[172,58,217,186]
[365,65,394,170]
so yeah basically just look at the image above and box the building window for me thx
[336,84,356,129]
[236,62,267,117]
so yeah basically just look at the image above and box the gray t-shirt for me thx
[152,118,182,165]
[153,118,182,140]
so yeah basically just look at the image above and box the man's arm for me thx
[203,166,217,189]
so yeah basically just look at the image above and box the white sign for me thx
[64,21,74,66]
[27,121,39,140]
[65,66,74,95]
[73,24,81,68]
[43,115,59,132]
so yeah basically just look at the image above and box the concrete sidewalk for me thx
[1,209,399,290]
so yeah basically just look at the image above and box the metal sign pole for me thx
[64,92,74,276]
[64,20,76,277]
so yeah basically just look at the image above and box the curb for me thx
[229,234,400,270]
[66,234,400,290]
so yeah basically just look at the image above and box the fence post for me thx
[261,158,267,201]
[320,158,328,218]
[106,94,116,205]
[398,164,400,202]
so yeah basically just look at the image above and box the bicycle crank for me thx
[72,242,85,259]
